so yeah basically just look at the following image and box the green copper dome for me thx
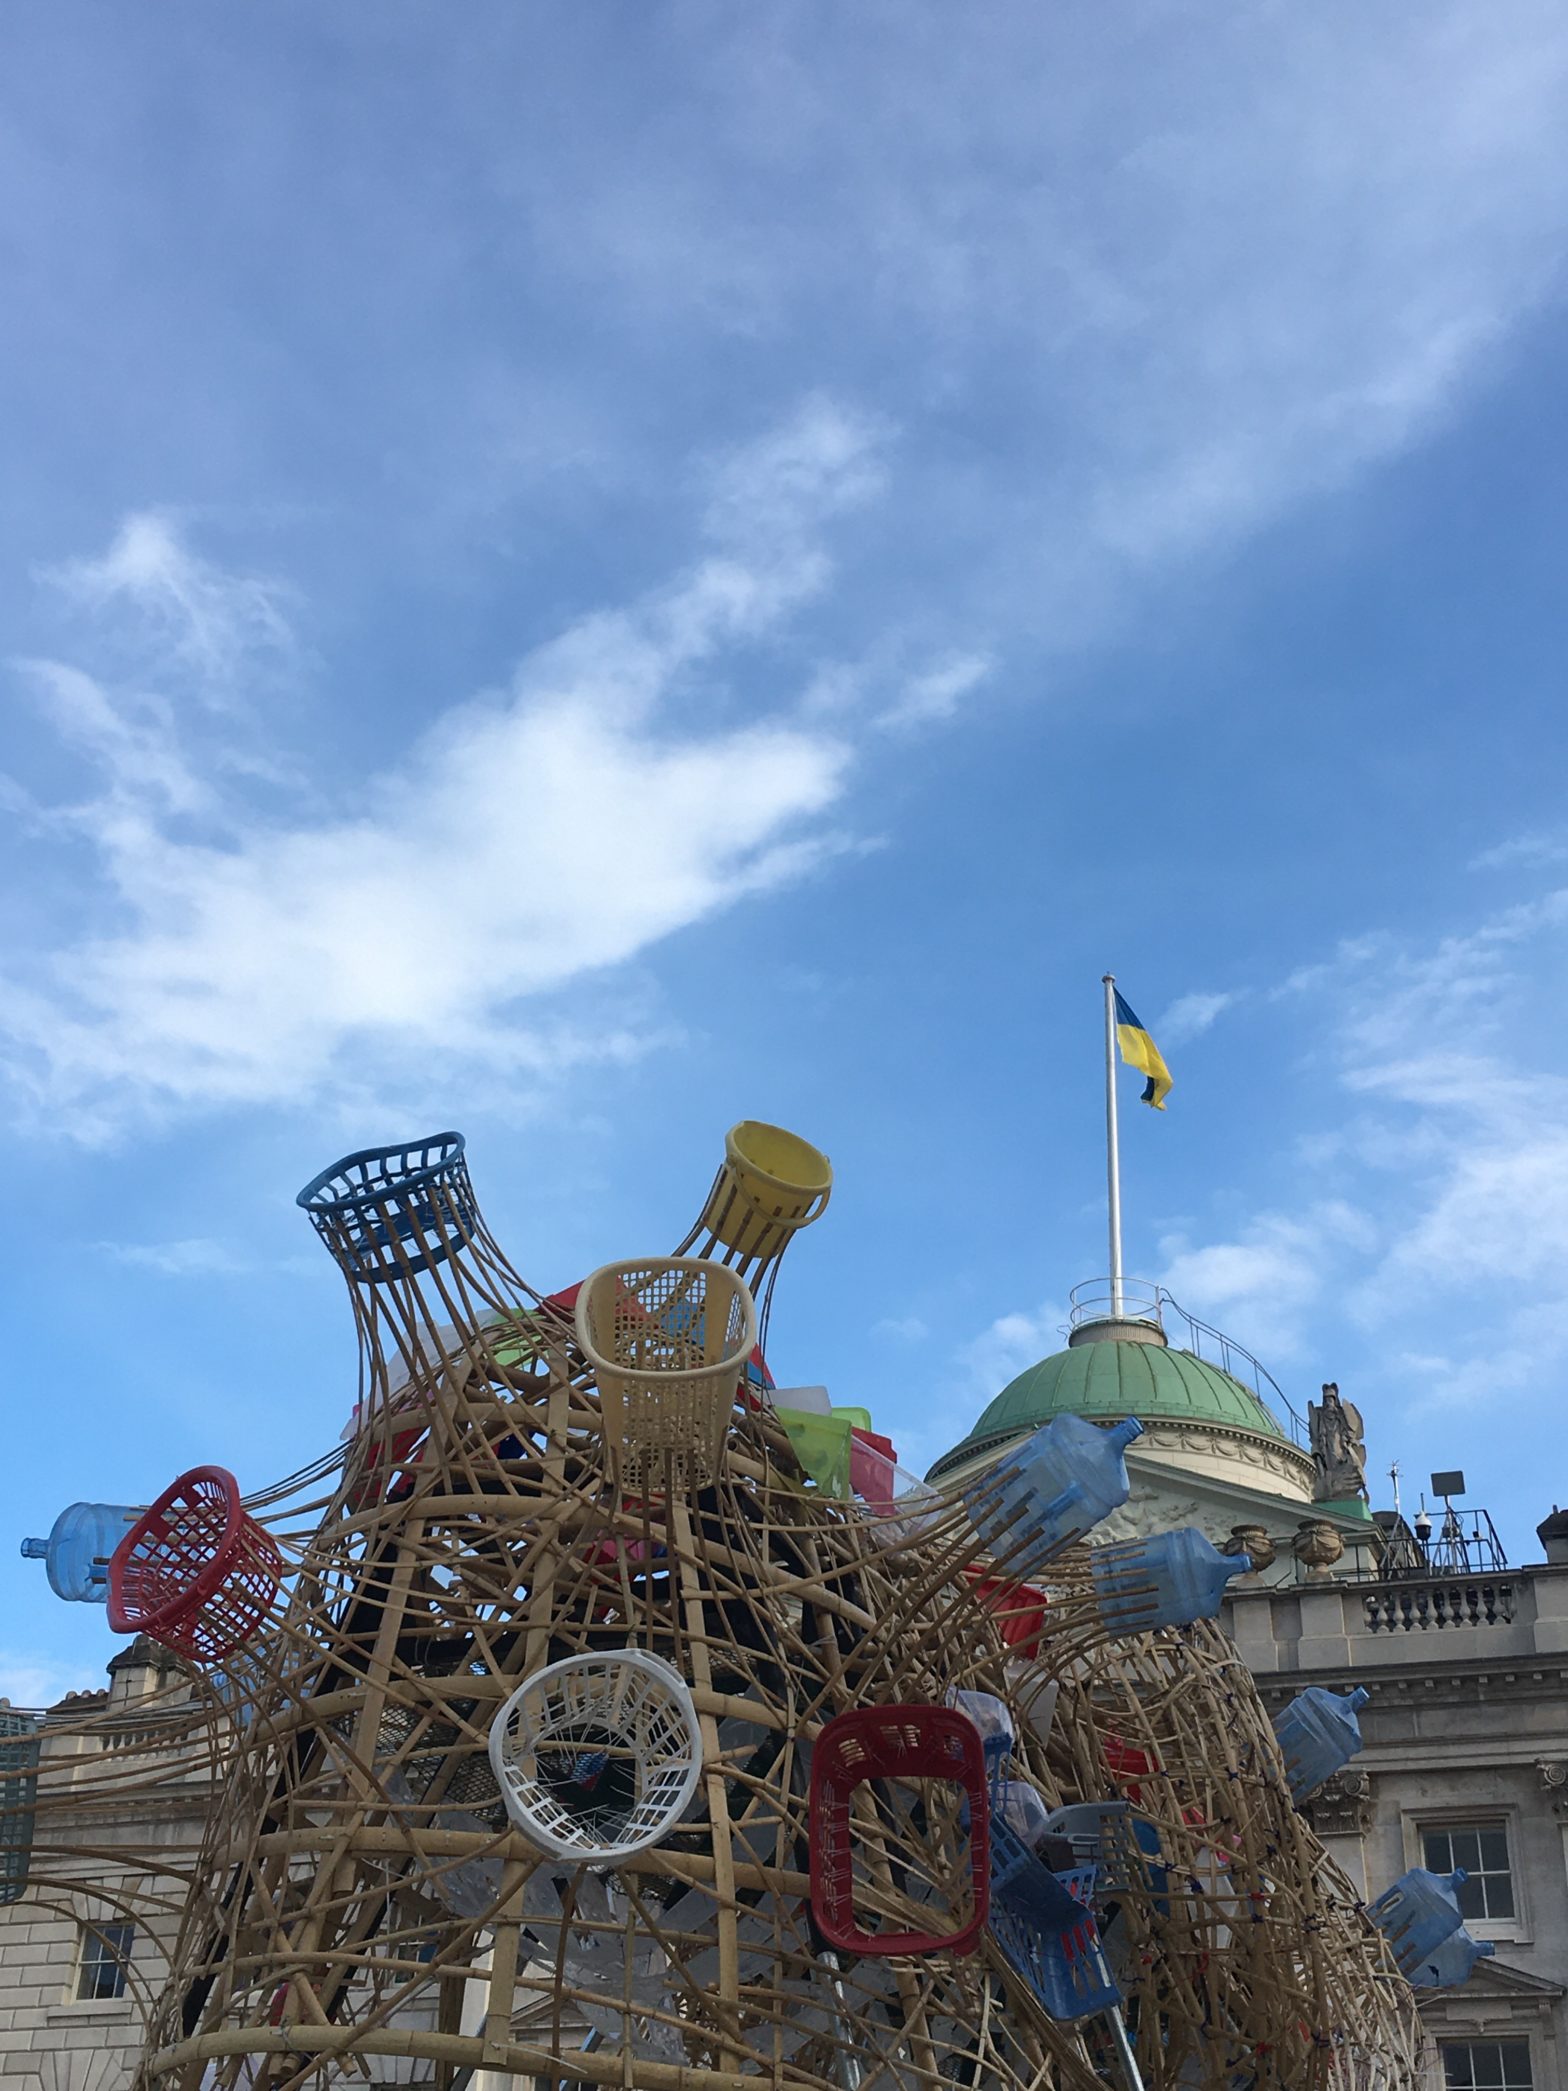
[927,1335,1287,1483]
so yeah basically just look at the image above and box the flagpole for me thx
[1103,973,1124,1318]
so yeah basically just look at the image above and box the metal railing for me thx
[1065,1279,1310,1448]
[1068,1278,1165,1331]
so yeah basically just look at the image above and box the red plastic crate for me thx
[809,1704,990,1956]
[107,1467,282,1666]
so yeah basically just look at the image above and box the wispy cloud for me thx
[41,511,295,707]
[1156,885,1568,1423]
[100,1237,250,1277]
[1158,1203,1372,1363]
[1470,829,1568,872]
[1159,991,1239,1046]
[0,1652,103,1711]
[873,1314,930,1344]
[875,652,995,733]
[1,404,883,1138]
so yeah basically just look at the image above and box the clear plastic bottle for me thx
[946,1688,1014,1767]
[1089,1527,1251,1636]
[20,1503,138,1604]
[1272,1685,1370,1802]
[968,1414,1144,1578]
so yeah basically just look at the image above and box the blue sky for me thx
[5,3,1568,1700]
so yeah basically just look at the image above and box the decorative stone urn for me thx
[1224,1524,1276,1571]
[1294,1518,1344,1576]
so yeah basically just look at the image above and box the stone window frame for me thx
[1437,2036,1535,2091]
[1403,1808,1527,1945]
[74,1918,136,2002]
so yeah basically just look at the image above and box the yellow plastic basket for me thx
[575,1257,758,1482]
[697,1121,833,1264]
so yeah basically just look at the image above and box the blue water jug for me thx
[1089,1527,1251,1636]
[20,1502,138,1603]
[947,1689,1015,1768]
[1367,1867,1467,1977]
[1409,1926,1494,1991]
[968,1415,1143,1578]
[1272,1685,1370,1802]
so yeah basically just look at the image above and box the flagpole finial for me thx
[1102,973,1115,984]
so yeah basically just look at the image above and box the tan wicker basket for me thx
[574,1257,758,1482]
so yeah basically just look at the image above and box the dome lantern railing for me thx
[1067,1278,1309,1449]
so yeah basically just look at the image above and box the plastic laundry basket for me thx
[697,1122,832,1264]
[575,1257,757,1482]
[990,1860,1121,2022]
[809,1704,991,1957]
[296,1133,478,1285]
[107,1467,283,1666]
[488,1649,704,1868]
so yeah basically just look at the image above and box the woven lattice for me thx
[5,1125,1422,2091]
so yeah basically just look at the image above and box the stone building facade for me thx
[1232,1554,1568,2091]
[928,1289,1568,2091]
[0,1640,208,2091]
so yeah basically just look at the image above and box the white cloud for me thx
[1158,991,1238,1046]
[1172,886,1568,1432]
[875,651,995,733]
[0,1653,103,1711]
[14,659,214,818]
[656,6,1568,627]
[100,1237,249,1277]
[1,405,884,1136]
[1470,830,1568,872]
[1158,1203,1371,1363]
[42,511,294,707]
[956,1303,1067,1399]
[873,1315,930,1344]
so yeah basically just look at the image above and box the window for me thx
[1421,1824,1514,1921]
[1441,2040,1532,2090]
[76,1921,134,2001]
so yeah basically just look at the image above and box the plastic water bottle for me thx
[1272,1685,1370,1802]
[1367,1867,1467,1976]
[20,1503,138,1604]
[947,1688,1014,1767]
[1409,1926,1494,1991]
[968,1415,1144,1576]
[1090,1528,1251,1636]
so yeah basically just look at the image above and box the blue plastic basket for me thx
[297,1134,478,1284]
[990,1858,1122,2022]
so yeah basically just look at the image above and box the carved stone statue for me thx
[1309,1381,1368,1502]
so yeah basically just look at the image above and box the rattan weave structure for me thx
[13,1124,1421,2091]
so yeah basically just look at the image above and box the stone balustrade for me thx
[1226,1557,1568,1675]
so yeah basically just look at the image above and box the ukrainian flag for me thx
[1114,990,1173,1110]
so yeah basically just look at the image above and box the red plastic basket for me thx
[107,1467,282,1666]
[809,1704,990,1957]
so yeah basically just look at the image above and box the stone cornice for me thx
[1252,1665,1568,1709]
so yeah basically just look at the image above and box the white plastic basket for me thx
[487,1649,704,1867]
[574,1257,758,1482]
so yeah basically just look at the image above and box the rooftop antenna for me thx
[1388,1460,1402,1520]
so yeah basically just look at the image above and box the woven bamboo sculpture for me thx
[18,1123,1422,2091]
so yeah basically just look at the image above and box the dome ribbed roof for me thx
[927,1337,1286,1482]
